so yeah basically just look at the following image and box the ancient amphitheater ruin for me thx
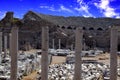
[0,11,120,80]
[0,11,120,51]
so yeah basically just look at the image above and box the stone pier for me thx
[10,26,18,80]
[74,28,83,80]
[83,39,86,51]
[41,27,49,80]
[110,27,118,80]
[58,39,61,49]
[9,33,12,56]
[4,34,7,57]
[71,44,74,51]
[0,32,2,63]
[52,39,55,49]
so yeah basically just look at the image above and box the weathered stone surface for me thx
[10,26,18,80]
[110,27,118,80]
[74,28,83,80]
[41,26,49,80]
[0,32,2,63]
[0,11,120,51]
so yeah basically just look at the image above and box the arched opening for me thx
[67,26,72,29]
[89,27,94,30]
[73,27,76,30]
[57,25,60,28]
[61,26,65,29]
[97,27,103,31]
[118,44,120,51]
[83,27,86,30]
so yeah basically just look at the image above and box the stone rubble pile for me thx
[0,52,41,80]
[37,63,110,80]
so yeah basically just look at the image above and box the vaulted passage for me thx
[118,44,120,51]
[83,27,86,30]
[67,26,72,29]
[61,26,65,29]
[97,27,103,31]
[89,27,94,30]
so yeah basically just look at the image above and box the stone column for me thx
[83,40,86,51]
[110,27,118,80]
[9,33,12,56]
[74,28,83,80]
[71,44,73,51]
[10,26,18,80]
[0,32,2,63]
[4,34,7,57]
[58,39,61,49]
[52,39,55,49]
[41,26,49,80]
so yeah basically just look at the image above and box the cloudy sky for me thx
[0,0,120,19]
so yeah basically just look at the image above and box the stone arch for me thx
[118,44,120,51]
[83,27,86,30]
[73,27,76,30]
[57,25,60,28]
[89,27,94,30]
[67,26,72,29]
[97,27,103,31]
[61,26,65,29]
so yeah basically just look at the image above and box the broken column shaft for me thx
[41,26,49,80]
[110,27,118,80]
[0,32,2,63]
[58,39,61,49]
[74,28,83,80]
[10,26,18,80]
[4,34,7,57]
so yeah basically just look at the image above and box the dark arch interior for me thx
[89,27,94,30]
[97,27,103,31]
[61,26,65,29]
[118,44,120,51]
[73,27,76,30]
[57,25,60,28]
[83,27,86,30]
[67,26,72,29]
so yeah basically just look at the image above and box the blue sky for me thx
[0,0,120,19]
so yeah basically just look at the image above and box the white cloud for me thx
[75,0,93,17]
[40,5,57,11]
[83,14,91,17]
[40,6,50,9]
[40,5,73,13]
[94,0,120,18]
[59,5,73,13]
[74,5,91,15]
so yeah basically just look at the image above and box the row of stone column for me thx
[10,27,18,80]
[41,26,118,80]
[41,27,82,80]
[0,26,18,80]
[0,32,9,63]
[0,26,118,80]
